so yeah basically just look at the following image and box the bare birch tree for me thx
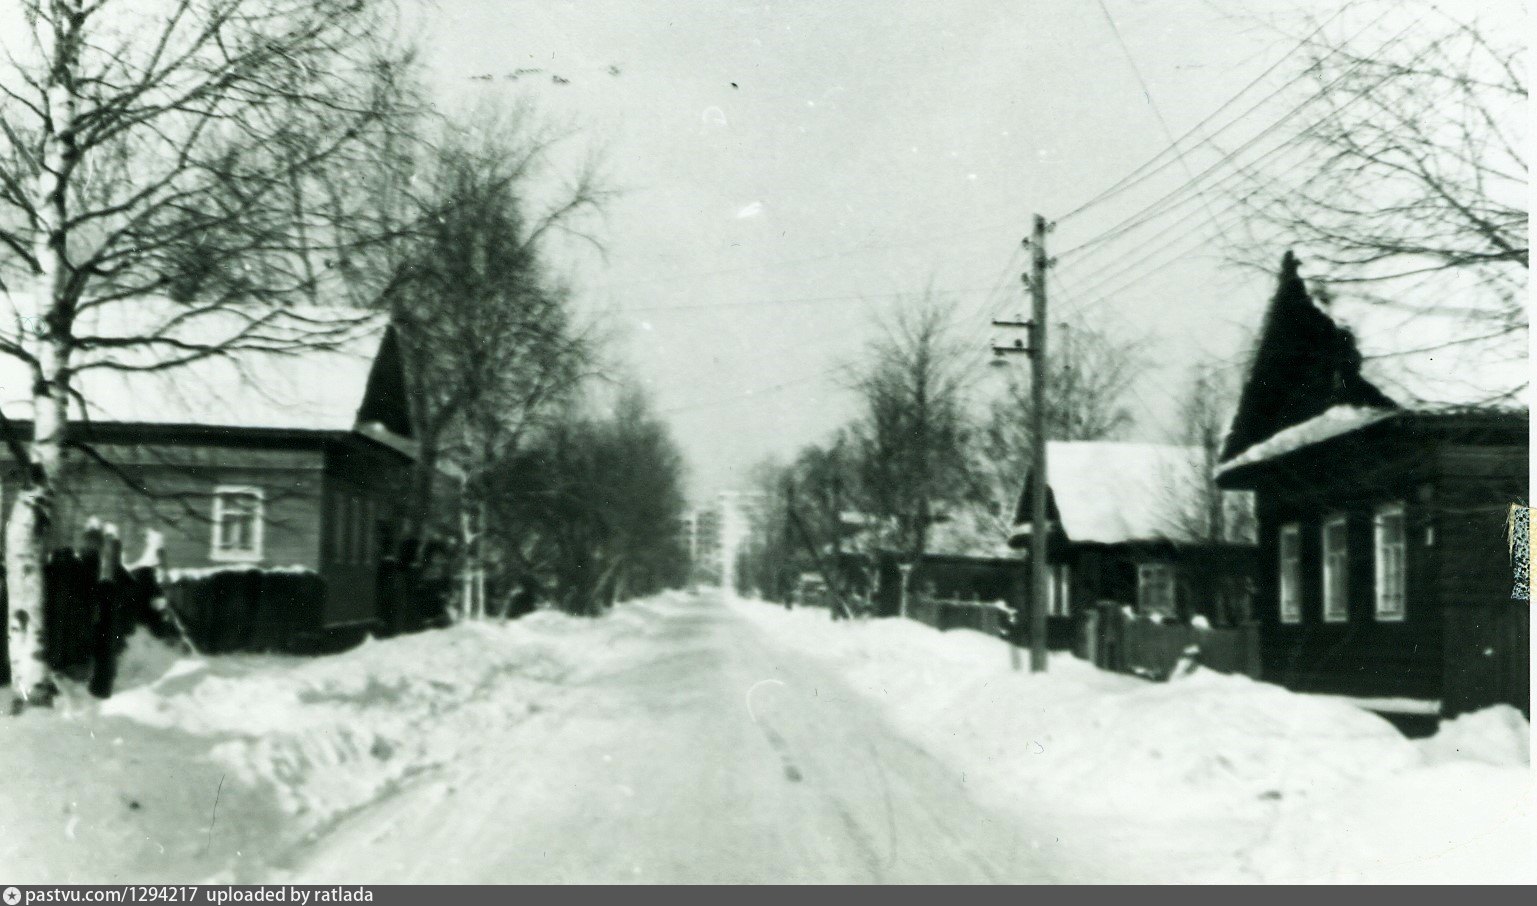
[0,0,407,709]
[324,106,605,555]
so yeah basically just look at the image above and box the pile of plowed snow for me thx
[734,600,1535,883]
[2,603,660,882]
[102,609,652,826]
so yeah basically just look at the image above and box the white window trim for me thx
[1322,514,1349,623]
[1278,523,1302,624]
[211,485,265,563]
[1049,563,1072,617]
[1373,502,1407,622]
[1138,562,1175,617]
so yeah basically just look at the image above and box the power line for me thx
[1057,7,1355,223]
[1056,217,1242,322]
[1091,0,1227,247]
[1051,154,1313,300]
[1054,134,1317,274]
[1053,18,1423,264]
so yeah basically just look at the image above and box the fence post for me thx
[88,524,123,699]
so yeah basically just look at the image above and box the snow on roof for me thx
[926,506,1015,559]
[0,295,391,434]
[1216,405,1397,477]
[1326,296,1527,412]
[1014,441,1214,546]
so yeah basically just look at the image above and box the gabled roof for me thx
[1220,253,1527,471]
[0,296,411,447]
[1012,441,1215,546]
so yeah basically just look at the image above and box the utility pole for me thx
[991,214,1052,672]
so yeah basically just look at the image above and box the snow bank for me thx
[2,602,665,883]
[734,599,1535,882]
[1248,761,1535,883]
[98,610,650,832]
[1419,704,1530,767]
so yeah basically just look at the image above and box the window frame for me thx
[211,485,264,562]
[1137,562,1175,618]
[1321,514,1350,623]
[1047,563,1072,617]
[1278,523,1302,624]
[1373,502,1407,622]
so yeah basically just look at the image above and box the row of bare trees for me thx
[736,292,1243,603]
[0,0,686,709]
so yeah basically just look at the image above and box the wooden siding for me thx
[1240,424,1528,704]
[2,430,413,634]
[1434,445,1527,607]
[3,441,326,573]
[318,437,414,628]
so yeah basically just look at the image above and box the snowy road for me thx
[278,592,1062,883]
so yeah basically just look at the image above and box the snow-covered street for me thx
[3,591,1532,884]
[278,593,1064,883]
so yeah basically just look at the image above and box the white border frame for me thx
[1137,561,1174,617]
[210,485,265,563]
[1278,522,1302,624]
[1373,502,1407,622]
[1321,513,1350,623]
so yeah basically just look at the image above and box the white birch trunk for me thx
[6,1,80,711]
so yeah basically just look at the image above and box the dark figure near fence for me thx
[1,522,179,702]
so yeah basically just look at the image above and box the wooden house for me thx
[1215,253,1529,718]
[1009,441,1259,648]
[841,504,1016,615]
[0,300,419,642]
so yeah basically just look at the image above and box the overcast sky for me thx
[411,0,1410,501]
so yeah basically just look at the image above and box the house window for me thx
[1137,563,1175,618]
[212,487,263,561]
[1047,563,1071,617]
[1279,523,1301,624]
[1374,503,1407,621]
[1322,515,1349,623]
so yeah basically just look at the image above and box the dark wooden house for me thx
[1,301,418,641]
[841,504,1015,612]
[1216,253,1529,718]
[1009,441,1259,647]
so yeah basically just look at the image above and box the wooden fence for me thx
[164,569,327,654]
[0,537,170,698]
[1089,603,1260,680]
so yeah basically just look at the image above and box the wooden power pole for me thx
[992,214,1051,672]
[1025,215,1050,672]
